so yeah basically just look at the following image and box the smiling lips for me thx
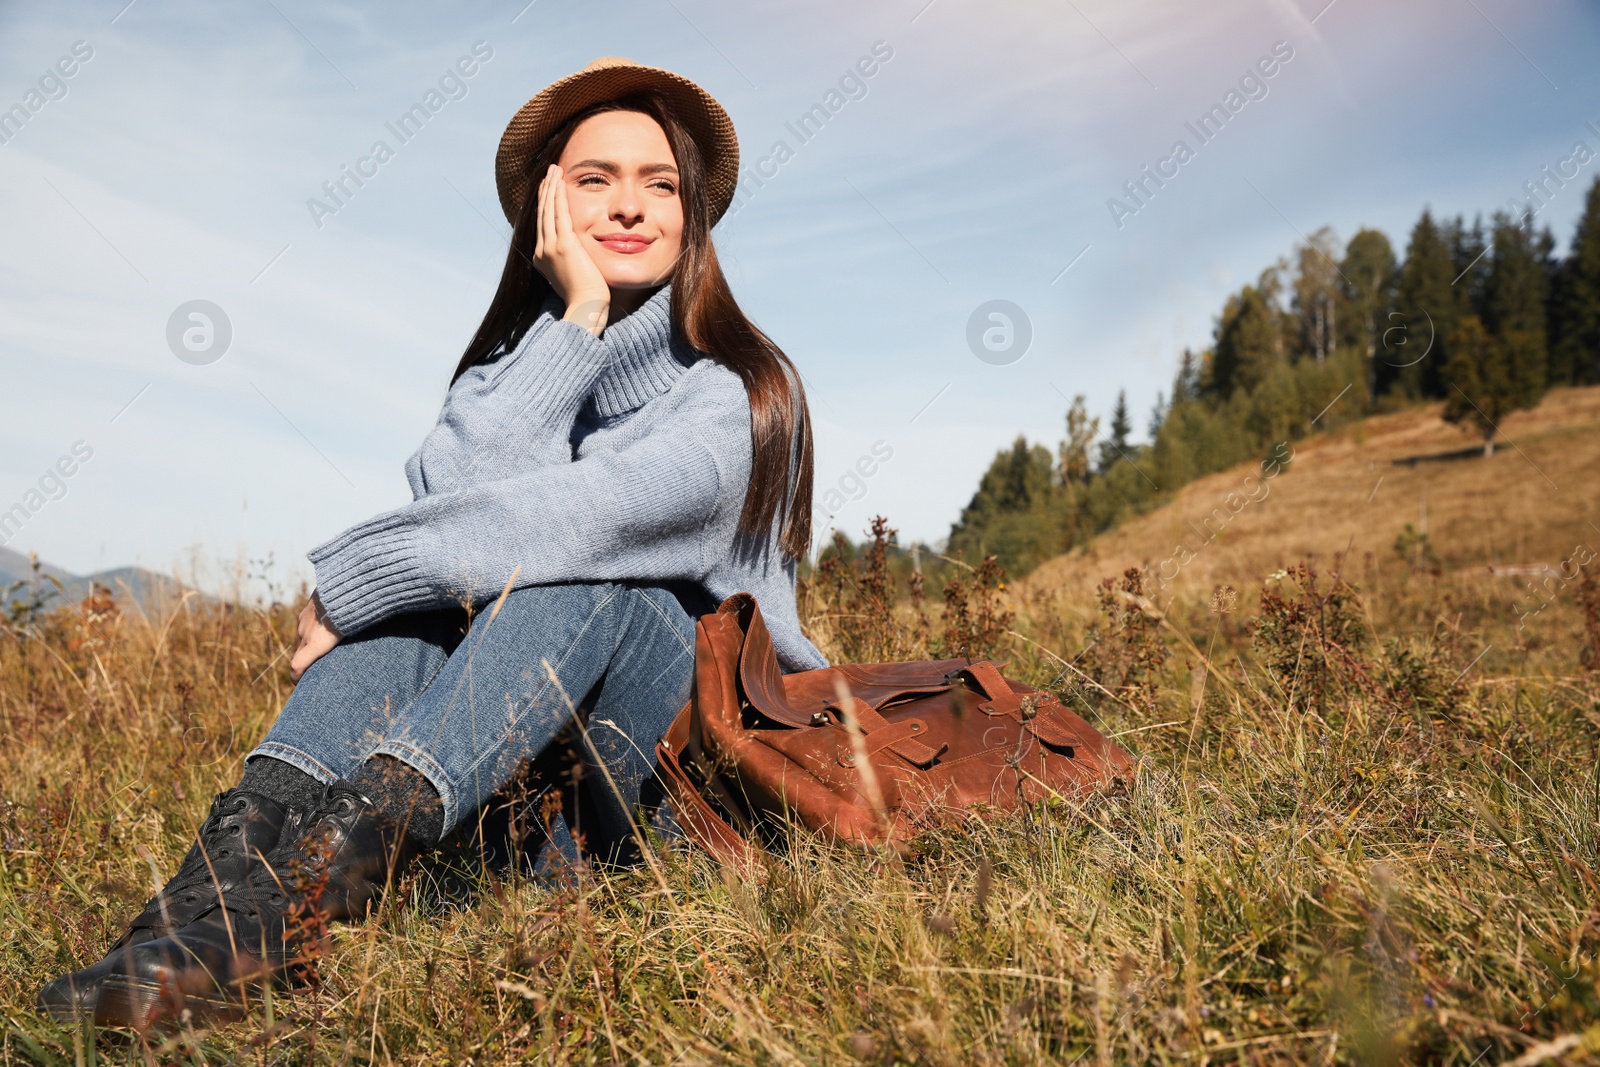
[595,233,655,255]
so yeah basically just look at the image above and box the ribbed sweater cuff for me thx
[491,317,611,408]
[308,517,438,637]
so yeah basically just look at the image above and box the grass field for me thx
[2,391,1600,1064]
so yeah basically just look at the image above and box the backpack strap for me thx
[655,645,760,867]
[952,660,1083,751]
[948,660,1016,701]
[824,695,945,768]
[656,729,759,866]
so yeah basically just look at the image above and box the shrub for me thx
[1580,562,1600,672]
[805,517,933,663]
[1079,567,1168,714]
[935,553,1015,663]
[1251,560,1370,712]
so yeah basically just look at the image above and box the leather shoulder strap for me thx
[656,708,759,867]
[950,660,1015,701]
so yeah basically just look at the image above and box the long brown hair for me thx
[453,92,813,560]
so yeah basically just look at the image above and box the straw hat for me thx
[495,56,740,226]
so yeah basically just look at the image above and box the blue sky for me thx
[2,0,1597,596]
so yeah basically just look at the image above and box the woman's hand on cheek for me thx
[289,591,341,682]
[532,165,610,336]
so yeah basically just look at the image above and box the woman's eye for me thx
[571,174,674,193]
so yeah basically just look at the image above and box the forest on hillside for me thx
[941,176,1600,578]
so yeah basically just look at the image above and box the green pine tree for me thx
[1550,175,1600,384]
[1484,214,1554,339]
[946,436,1060,574]
[1385,210,1457,399]
[1211,268,1288,396]
[1479,213,1552,412]
[1173,348,1202,401]
[1097,390,1133,474]
[1441,314,1540,456]
[1449,215,1491,318]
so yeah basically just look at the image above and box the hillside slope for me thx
[0,547,74,587]
[1022,385,1600,607]
[0,545,184,608]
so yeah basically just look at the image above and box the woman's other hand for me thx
[289,592,340,682]
[534,164,611,336]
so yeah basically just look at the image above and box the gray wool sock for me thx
[237,755,328,813]
[350,755,446,846]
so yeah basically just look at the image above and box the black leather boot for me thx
[88,783,423,1031]
[36,789,296,1021]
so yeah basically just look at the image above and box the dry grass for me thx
[1026,387,1600,644]
[3,391,1600,1064]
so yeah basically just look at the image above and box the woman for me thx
[38,56,825,1029]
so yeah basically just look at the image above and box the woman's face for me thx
[555,110,685,291]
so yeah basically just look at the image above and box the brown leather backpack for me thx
[656,593,1137,864]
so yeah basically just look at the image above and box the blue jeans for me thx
[247,580,702,859]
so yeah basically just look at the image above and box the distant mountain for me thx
[0,546,73,586]
[0,546,187,610]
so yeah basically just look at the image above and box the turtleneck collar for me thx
[536,283,696,417]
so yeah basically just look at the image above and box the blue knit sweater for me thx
[307,283,828,673]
